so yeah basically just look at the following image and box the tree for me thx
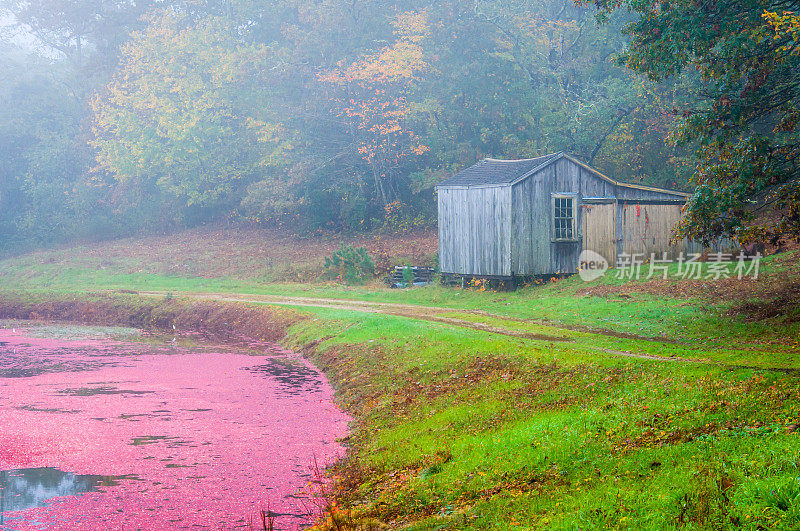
[320,11,431,208]
[406,1,694,192]
[588,0,800,245]
[90,12,292,225]
[0,0,731,245]
[0,48,94,249]
[0,0,163,73]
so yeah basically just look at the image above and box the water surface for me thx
[0,323,349,530]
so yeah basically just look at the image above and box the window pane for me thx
[553,196,575,240]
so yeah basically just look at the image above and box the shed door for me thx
[582,203,617,267]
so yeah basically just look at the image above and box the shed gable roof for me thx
[436,154,558,187]
[437,151,691,198]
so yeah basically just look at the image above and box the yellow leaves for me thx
[323,40,426,85]
[86,9,283,211]
[321,11,428,86]
[247,119,291,152]
[762,11,800,55]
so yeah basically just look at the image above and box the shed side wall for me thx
[550,158,582,273]
[438,186,511,276]
[511,165,554,274]
[618,202,688,260]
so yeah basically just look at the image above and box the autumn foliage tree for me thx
[5,0,771,244]
[588,0,800,245]
[90,12,291,225]
[320,11,431,208]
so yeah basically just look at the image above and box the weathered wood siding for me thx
[511,168,550,275]
[438,186,512,276]
[582,202,617,266]
[617,202,689,260]
[512,159,591,274]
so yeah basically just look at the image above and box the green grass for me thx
[2,251,798,348]
[283,308,800,530]
[2,240,800,529]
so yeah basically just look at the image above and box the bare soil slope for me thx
[15,226,438,281]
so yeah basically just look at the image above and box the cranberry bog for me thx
[0,322,349,530]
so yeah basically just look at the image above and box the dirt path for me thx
[133,290,705,364]
[127,290,799,371]
[136,290,576,340]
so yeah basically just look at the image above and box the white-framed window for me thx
[551,193,578,241]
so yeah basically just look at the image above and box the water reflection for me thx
[0,344,120,378]
[245,358,322,394]
[0,468,131,524]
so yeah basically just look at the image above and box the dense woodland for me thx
[0,0,798,252]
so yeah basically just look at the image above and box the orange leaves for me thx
[392,11,430,43]
[763,11,800,56]
[320,39,426,86]
[319,11,430,169]
[412,144,430,156]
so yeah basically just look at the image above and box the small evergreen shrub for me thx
[324,244,375,284]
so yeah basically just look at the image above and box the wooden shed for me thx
[436,152,697,278]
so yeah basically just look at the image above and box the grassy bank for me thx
[286,310,800,530]
[0,226,438,283]
[2,249,798,358]
[0,291,797,529]
[2,232,800,529]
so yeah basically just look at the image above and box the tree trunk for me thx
[371,164,388,208]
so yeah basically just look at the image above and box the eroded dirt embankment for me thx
[0,292,300,343]
[0,290,714,365]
